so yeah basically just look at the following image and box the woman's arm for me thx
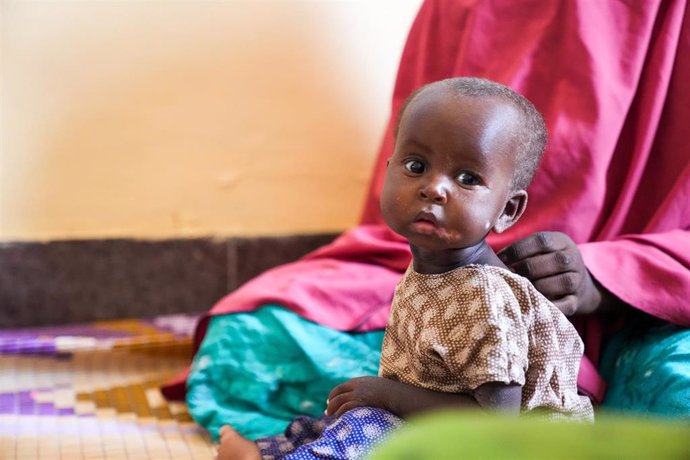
[326,376,521,418]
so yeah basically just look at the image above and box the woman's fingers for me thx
[505,250,578,280]
[498,232,569,264]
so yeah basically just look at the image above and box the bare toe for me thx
[216,426,261,460]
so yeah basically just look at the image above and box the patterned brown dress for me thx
[379,264,594,421]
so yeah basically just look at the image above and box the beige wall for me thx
[1,0,422,241]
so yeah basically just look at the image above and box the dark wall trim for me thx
[0,233,338,329]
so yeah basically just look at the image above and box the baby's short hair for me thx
[396,77,548,191]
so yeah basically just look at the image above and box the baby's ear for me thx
[493,190,528,234]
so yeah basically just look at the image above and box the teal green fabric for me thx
[186,305,384,441]
[368,411,690,460]
[600,315,690,420]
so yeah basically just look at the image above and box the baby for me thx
[218,77,593,460]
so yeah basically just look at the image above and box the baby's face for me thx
[380,87,522,251]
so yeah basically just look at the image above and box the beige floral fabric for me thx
[379,264,594,421]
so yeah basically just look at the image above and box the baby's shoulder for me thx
[457,264,535,299]
[460,265,562,320]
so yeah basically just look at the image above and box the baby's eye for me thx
[403,160,425,174]
[456,172,480,186]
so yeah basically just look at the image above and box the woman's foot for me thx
[216,425,261,460]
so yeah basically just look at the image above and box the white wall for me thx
[1,0,422,240]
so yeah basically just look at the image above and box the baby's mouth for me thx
[411,210,459,243]
[414,210,438,224]
[412,211,440,232]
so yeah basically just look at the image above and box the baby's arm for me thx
[473,381,522,413]
[326,376,521,418]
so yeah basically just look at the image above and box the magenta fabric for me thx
[210,225,410,332]
[162,0,690,402]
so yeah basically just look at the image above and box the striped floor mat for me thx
[0,315,215,459]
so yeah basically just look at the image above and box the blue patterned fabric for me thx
[600,315,690,420]
[255,407,402,460]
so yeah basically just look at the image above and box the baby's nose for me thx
[419,178,449,204]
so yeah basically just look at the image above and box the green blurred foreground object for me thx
[368,411,690,460]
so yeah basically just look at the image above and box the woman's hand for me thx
[497,231,605,316]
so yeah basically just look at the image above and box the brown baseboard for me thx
[0,233,338,329]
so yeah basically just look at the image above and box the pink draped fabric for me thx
[162,0,690,402]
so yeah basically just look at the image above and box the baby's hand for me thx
[326,376,391,417]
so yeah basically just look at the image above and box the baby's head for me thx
[381,77,547,250]
[395,77,547,191]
